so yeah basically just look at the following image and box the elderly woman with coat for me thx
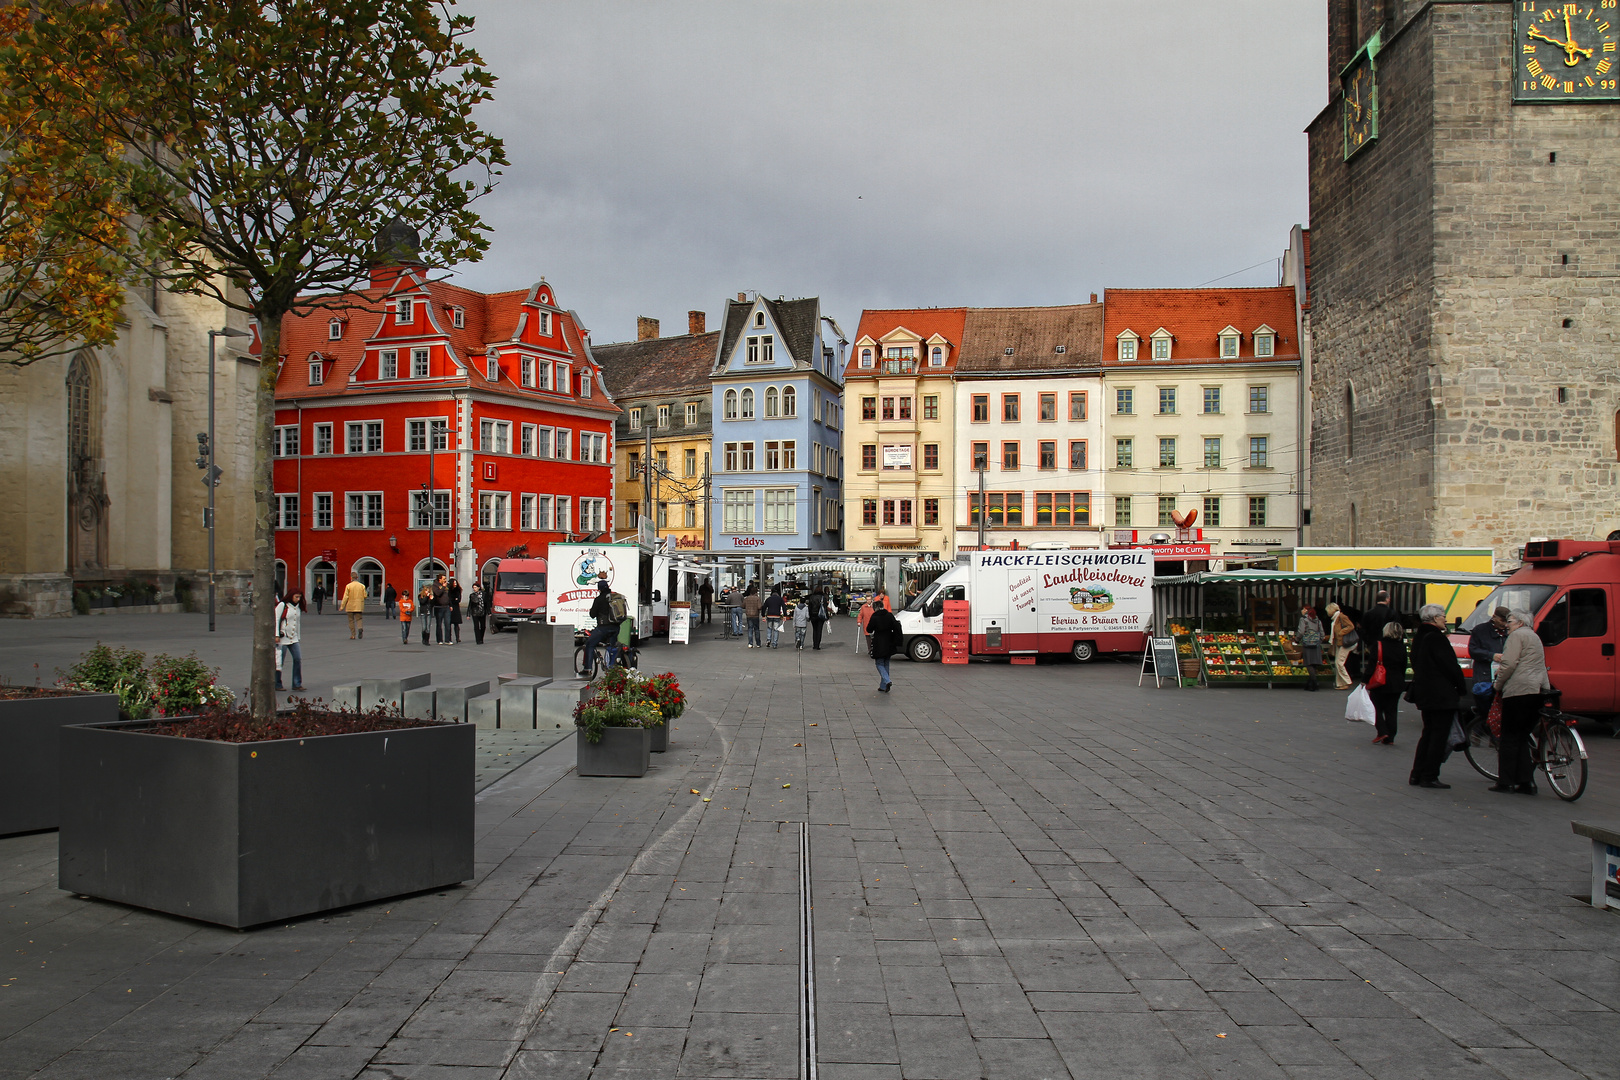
[1326,602,1357,689]
[1491,608,1550,795]
[1296,606,1325,692]
[1407,603,1469,789]
[1367,621,1407,746]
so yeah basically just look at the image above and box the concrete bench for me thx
[329,684,361,712]
[428,680,491,724]
[357,673,431,712]
[1571,821,1620,911]
[498,676,552,730]
[466,693,501,730]
[535,680,592,730]
[401,686,437,723]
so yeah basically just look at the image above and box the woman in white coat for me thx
[275,591,306,692]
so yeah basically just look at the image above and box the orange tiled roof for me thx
[845,308,967,376]
[1101,287,1300,366]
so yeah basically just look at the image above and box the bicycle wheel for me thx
[1462,715,1500,781]
[574,645,593,678]
[1539,722,1588,801]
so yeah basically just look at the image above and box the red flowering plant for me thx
[643,672,685,720]
[572,668,664,744]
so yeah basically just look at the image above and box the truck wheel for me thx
[908,636,939,663]
[1071,640,1097,662]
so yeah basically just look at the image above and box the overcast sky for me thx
[448,1,1329,347]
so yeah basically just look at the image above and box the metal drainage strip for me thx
[799,821,818,1080]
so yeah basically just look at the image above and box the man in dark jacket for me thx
[1467,607,1510,678]
[1407,603,1469,789]
[585,577,618,659]
[807,587,828,650]
[431,574,452,645]
[1358,590,1395,679]
[867,592,902,692]
[698,578,714,625]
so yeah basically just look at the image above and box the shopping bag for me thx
[1345,684,1376,724]
[1448,715,1469,751]
[1486,694,1502,738]
[1366,657,1387,690]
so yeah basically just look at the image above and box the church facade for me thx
[1308,0,1620,564]
[0,283,256,618]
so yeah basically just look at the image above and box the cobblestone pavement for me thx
[3,617,1619,1079]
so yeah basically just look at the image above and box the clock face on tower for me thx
[1515,2,1620,102]
[1342,33,1380,161]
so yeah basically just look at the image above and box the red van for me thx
[488,557,547,633]
[1452,540,1619,716]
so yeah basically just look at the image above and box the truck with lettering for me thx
[891,550,1153,662]
[544,542,643,629]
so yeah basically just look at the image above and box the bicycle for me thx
[1462,689,1589,801]
[574,631,611,680]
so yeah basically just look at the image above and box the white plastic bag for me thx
[1345,684,1376,724]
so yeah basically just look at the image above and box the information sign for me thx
[669,603,691,645]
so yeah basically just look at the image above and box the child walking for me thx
[793,599,810,650]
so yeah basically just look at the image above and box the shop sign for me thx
[732,536,765,548]
[882,445,912,469]
[320,549,337,561]
[675,535,705,549]
[1142,543,1212,558]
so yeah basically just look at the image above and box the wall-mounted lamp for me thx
[389,534,398,551]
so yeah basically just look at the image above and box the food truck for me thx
[892,550,1153,662]
[1453,539,1620,716]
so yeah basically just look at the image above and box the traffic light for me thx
[195,432,210,470]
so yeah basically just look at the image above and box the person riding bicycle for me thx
[585,576,621,661]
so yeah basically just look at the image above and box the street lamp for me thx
[204,326,252,632]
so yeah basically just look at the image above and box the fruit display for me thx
[1176,628,1313,687]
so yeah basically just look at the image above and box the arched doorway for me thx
[414,558,448,598]
[274,560,288,599]
[353,557,384,603]
[66,352,108,571]
[308,559,336,606]
[481,558,501,589]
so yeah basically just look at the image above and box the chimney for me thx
[688,310,706,335]
[1090,293,1098,303]
[636,316,659,341]
[737,292,747,302]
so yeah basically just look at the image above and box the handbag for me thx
[1486,694,1503,739]
[1342,628,1360,649]
[1365,643,1387,689]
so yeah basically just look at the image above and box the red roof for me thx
[845,308,968,376]
[1100,287,1300,366]
[267,270,616,414]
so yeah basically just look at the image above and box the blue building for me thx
[710,294,846,551]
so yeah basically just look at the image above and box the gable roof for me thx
[594,330,721,400]
[846,308,967,376]
[1101,287,1301,366]
[714,295,821,372]
[955,302,1104,372]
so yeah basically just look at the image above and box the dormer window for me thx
[328,319,343,341]
[1117,330,1139,362]
[754,310,765,328]
[1218,325,1241,359]
[486,354,499,381]
[1055,345,1067,354]
[308,358,324,385]
[1003,348,1014,356]
[860,348,873,368]
[629,407,643,431]
[453,306,465,329]
[1150,328,1173,361]
[395,297,412,324]
[537,311,550,335]
[556,365,570,394]
[580,372,592,398]
[1253,324,1276,357]
[930,346,944,367]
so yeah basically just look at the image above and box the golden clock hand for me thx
[1527,24,1572,49]
[1562,9,1594,64]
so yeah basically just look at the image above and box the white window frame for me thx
[1219,325,1241,359]
[764,488,796,534]
[555,429,571,460]
[313,492,333,530]
[1151,332,1171,361]
[308,359,324,385]
[1116,331,1138,362]
[684,501,697,528]
[724,389,738,420]
[555,496,571,533]
[346,420,383,454]
[580,498,605,533]
[273,425,300,457]
[556,365,570,395]
[1254,325,1276,357]
[328,319,343,341]
[629,407,642,431]
[486,355,499,382]
[536,358,551,390]
[521,424,536,456]
[1249,384,1270,414]
[580,372,592,398]
[657,404,670,429]
[520,356,535,387]
[346,491,384,529]
[685,401,699,426]
[395,297,412,324]
[859,347,873,369]
[479,491,511,530]
[782,385,797,417]
[411,348,430,378]
[535,427,554,459]
[535,495,553,531]
[379,349,398,379]
[740,388,755,419]
[452,306,465,329]
[410,489,451,529]
[274,493,299,529]
[723,489,755,533]
[537,310,551,336]
[520,493,536,530]
[765,386,779,418]
[313,423,333,455]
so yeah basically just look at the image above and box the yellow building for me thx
[1281,547,1496,620]
[842,309,966,554]
[594,315,716,550]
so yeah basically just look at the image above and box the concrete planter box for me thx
[649,723,668,754]
[0,691,120,836]
[576,727,650,777]
[59,717,474,928]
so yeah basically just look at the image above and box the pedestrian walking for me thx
[312,583,326,615]
[1295,605,1325,691]
[1490,608,1550,796]
[432,573,452,644]
[1326,601,1356,689]
[729,586,745,637]
[274,591,305,691]
[763,585,786,648]
[742,585,763,648]
[698,578,714,625]
[793,596,810,650]
[867,592,901,692]
[398,589,415,644]
[468,581,488,644]
[1407,603,1468,789]
[382,582,397,620]
[340,573,367,639]
[807,587,828,650]
[1368,621,1407,746]
[418,583,435,645]
[448,576,463,643]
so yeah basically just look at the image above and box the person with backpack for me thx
[806,587,828,650]
[584,576,621,661]
[762,585,786,649]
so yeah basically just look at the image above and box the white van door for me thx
[1004,563,1039,651]
[973,563,1010,653]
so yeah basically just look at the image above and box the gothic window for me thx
[66,352,98,478]
[1345,384,1356,459]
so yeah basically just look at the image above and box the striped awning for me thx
[901,560,955,573]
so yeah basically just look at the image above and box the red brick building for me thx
[271,239,617,604]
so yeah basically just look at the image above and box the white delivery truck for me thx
[545,542,643,628]
[893,549,1154,662]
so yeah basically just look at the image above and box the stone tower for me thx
[1307,0,1620,566]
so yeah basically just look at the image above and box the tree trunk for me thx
[250,312,281,721]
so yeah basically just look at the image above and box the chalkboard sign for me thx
[1139,636,1181,689]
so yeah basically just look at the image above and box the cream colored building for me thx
[1100,288,1306,559]
[0,282,256,617]
[842,309,966,555]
